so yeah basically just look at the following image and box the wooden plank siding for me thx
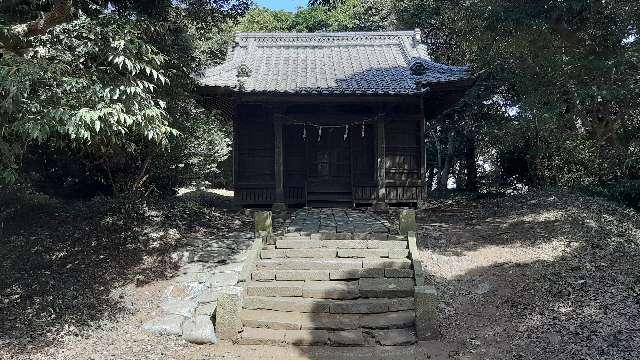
[233,99,426,206]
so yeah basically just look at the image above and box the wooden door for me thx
[306,127,351,192]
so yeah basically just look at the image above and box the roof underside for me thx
[199,31,470,96]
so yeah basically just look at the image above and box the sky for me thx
[255,0,307,11]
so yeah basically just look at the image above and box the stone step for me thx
[243,296,415,314]
[241,309,361,330]
[244,278,414,299]
[240,309,415,330]
[368,328,418,346]
[252,268,395,281]
[239,328,417,351]
[358,278,415,298]
[260,248,409,259]
[275,239,408,250]
[303,281,360,299]
[255,258,411,271]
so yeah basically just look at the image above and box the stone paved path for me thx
[143,231,255,343]
[286,208,392,234]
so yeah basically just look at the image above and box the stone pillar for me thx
[399,209,416,235]
[254,211,272,237]
[273,115,286,208]
[215,287,243,341]
[414,285,439,340]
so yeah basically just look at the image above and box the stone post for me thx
[399,209,416,235]
[215,287,243,341]
[254,211,272,237]
[414,285,439,340]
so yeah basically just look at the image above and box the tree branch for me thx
[1,0,74,55]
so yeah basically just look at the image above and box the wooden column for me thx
[376,119,386,202]
[232,102,240,204]
[273,114,285,205]
[419,97,427,200]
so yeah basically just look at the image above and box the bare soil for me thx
[2,189,639,359]
[409,191,640,359]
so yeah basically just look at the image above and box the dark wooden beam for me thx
[376,119,386,203]
[273,112,285,204]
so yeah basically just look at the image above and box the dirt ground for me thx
[1,189,639,359]
[408,191,640,359]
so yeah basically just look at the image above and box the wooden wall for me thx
[233,98,425,206]
[235,104,276,204]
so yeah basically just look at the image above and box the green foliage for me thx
[396,0,640,192]
[1,0,247,194]
[237,0,392,33]
[236,8,295,32]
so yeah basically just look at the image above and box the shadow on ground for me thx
[0,188,252,355]
[414,191,640,359]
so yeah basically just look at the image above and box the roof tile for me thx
[199,31,469,95]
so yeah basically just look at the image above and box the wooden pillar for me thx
[376,119,386,203]
[419,97,427,200]
[232,102,240,204]
[273,114,285,205]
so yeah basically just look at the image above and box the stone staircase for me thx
[236,232,420,346]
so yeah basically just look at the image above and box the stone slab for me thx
[337,249,389,258]
[303,281,360,300]
[388,249,410,259]
[275,270,330,281]
[285,330,329,345]
[260,249,284,259]
[245,281,304,297]
[359,278,415,298]
[329,268,384,280]
[299,313,360,330]
[322,240,368,249]
[241,309,302,330]
[388,297,416,312]
[372,328,417,346]
[360,310,415,329]
[160,298,198,317]
[237,328,286,345]
[195,302,217,316]
[362,258,412,269]
[276,239,323,249]
[243,296,331,313]
[384,268,414,278]
[414,286,439,340]
[182,315,218,344]
[329,330,365,345]
[329,299,388,314]
[366,240,407,249]
[251,270,276,281]
[283,249,338,258]
[143,314,185,336]
[215,287,243,340]
[257,259,363,271]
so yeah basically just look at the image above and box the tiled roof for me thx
[199,31,470,95]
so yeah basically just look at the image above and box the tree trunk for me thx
[2,0,74,54]
[436,130,455,192]
[464,132,478,191]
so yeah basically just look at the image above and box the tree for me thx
[395,0,640,191]
[1,0,249,193]
[237,0,392,33]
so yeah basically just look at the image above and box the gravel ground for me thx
[412,191,640,359]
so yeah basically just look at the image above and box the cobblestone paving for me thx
[143,232,254,344]
[286,208,393,234]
